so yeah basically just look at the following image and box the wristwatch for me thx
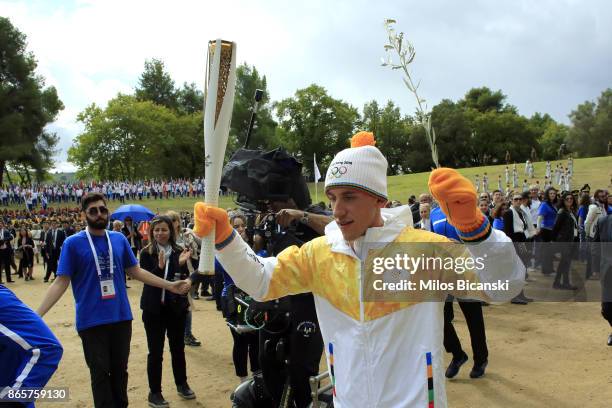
[299,211,309,225]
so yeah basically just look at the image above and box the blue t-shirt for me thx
[538,202,557,229]
[430,207,460,241]
[57,231,137,332]
[492,217,504,231]
[577,206,588,226]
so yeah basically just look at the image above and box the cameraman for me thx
[221,214,261,383]
[255,198,331,408]
[209,146,332,407]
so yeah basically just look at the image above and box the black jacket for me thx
[410,203,421,224]
[122,225,142,249]
[17,236,35,260]
[139,245,189,314]
[503,208,528,243]
[552,208,578,243]
[44,229,66,255]
[0,229,13,249]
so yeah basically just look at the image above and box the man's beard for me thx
[86,216,108,229]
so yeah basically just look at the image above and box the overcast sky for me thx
[3,0,611,173]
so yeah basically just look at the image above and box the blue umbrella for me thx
[111,204,155,223]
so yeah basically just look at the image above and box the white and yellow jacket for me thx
[216,205,525,408]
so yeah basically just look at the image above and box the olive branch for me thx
[382,18,440,168]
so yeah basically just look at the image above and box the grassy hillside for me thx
[3,156,610,214]
[378,155,612,202]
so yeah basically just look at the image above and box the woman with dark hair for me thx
[17,227,35,280]
[551,192,579,290]
[537,187,558,275]
[139,215,196,407]
[121,216,142,257]
[479,198,493,224]
[491,201,508,231]
[165,210,202,348]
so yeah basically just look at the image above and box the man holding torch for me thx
[193,131,525,407]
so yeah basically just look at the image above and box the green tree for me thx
[176,82,204,115]
[361,100,381,131]
[567,88,612,157]
[469,110,537,165]
[460,86,516,114]
[0,17,63,184]
[174,111,205,178]
[362,100,413,175]
[404,124,433,172]
[275,84,359,178]
[430,99,474,168]
[540,122,569,160]
[567,101,596,157]
[135,58,178,110]
[228,64,278,152]
[69,95,187,180]
[528,113,566,160]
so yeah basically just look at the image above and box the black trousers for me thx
[444,297,488,365]
[18,253,33,276]
[539,229,554,275]
[79,320,132,408]
[602,267,612,326]
[198,275,213,295]
[0,248,11,282]
[45,252,59,280]
[260,294,323,408]
[230,329,260,377]
[142,307,188,394]
[554,242,576,285]
[603,302,612,326]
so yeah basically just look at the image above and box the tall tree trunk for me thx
[0,161,4,186]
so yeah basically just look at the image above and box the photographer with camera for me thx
[212,147,332,407]
[221,214,261,384]
[252,198,331,408]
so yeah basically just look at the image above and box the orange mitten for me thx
[428,168,490,242]
[193,203,233,244]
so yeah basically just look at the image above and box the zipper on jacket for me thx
[356,239,373,405]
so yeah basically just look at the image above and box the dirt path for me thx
[8,264,611,407]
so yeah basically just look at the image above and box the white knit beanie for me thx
[324,132,388,200]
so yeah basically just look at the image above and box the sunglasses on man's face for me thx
[86,206,109,216]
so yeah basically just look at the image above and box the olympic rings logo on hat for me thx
[329,166,348,178]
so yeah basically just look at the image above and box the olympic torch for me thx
[198,39,237,275]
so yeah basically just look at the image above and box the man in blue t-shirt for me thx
[36,193,190,408]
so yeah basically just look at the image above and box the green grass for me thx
[4,156,611,213]
[380,155,612,202]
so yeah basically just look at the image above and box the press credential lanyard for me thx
[86,228,115,299]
